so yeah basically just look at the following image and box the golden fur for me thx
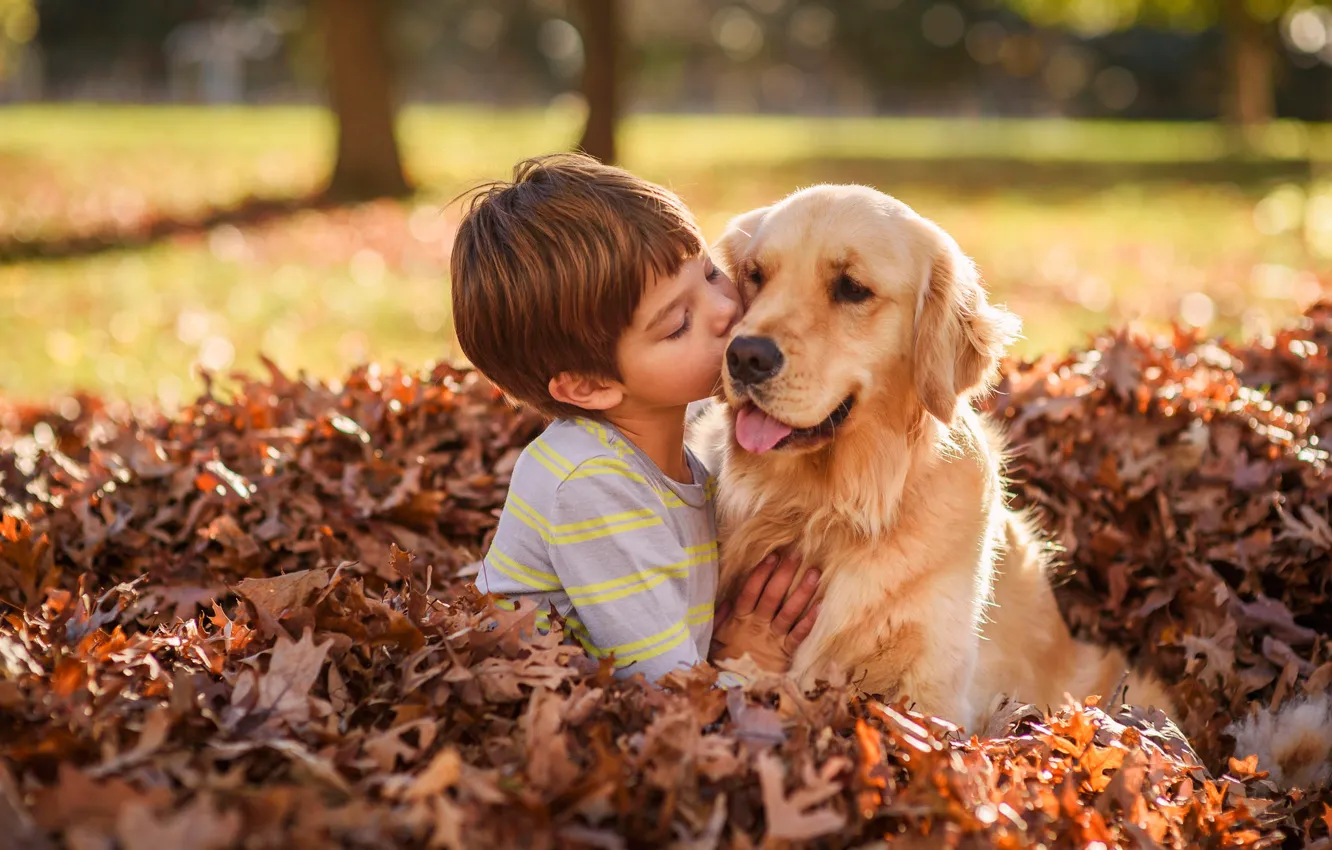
[693,185,1174,730]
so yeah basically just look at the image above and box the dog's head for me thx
[716,185,1019,455]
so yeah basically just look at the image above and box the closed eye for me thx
[748,264,764,289]
[832,273,873,304]
[666,310,692,339]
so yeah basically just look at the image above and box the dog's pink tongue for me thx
[735,406,794,454]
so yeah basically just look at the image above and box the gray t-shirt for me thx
[477,416,722,682]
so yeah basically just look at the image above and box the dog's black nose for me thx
[727,336,784,384]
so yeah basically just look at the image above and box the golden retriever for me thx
[692,184,1174,730]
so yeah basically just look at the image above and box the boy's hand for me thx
[710,552,820,674]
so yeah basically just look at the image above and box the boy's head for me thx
[451,153,740,420]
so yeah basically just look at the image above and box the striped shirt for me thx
[477,416,722,682]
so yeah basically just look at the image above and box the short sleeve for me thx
[547,471,707,682]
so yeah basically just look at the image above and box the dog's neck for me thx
[818,403,954,538]
[722,396,971,545]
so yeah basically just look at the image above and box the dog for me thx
[692,184,1174,731]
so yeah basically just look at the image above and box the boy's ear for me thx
[549,372,624,412]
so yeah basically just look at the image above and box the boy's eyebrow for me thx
[645,293,687,332]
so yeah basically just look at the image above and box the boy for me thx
[451,154,819,682]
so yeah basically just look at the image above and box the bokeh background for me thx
[2,0,1331,414]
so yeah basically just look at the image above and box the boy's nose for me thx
[713,285,743,335]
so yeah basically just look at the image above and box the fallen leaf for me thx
[254,627,332,727]
[755,750,846,841]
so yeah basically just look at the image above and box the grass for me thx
[1,105,1331,408]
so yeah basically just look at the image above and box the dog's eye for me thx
[833,273,872,304]
[748,266,764,289]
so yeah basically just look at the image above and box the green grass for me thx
[2,105,1331,407]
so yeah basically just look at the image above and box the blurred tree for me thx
[0,0,37,82]
[317,0,411,200]
[1005,0,1319,128]
[574,0,619,163]
[1218,0,1275,127]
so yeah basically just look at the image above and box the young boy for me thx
[451,154,819,682]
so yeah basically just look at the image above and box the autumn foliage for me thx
[2,307,1332,848]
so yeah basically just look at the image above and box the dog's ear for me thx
[715,205,771,305]
[913,235,1020,425]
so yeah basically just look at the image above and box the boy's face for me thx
[615,255,742,411]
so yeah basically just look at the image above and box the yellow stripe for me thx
[564,609,707,666]
[574,572,675,607]
[530,439,573,473]
[565,553,697,596]
[569,563,713,607]
[687,602,713,626]
[616,627,692,666]
[487,597,554,633]
[550,507,658,534]
[578,419,630,459]
[487,557,558,591]
[561,614,603,657]
[566,567,684,598]
[557,517,663,544]
[581,457,632,470]
[534,437,637,482]
[573,632,601,657]
[507,499,555,544]
[490,546,558,581]
[511,494,655,533]
[509,501,663,546]
[507,499,562,544]
[509,494,665,545]
[717,671,749,688]
[603,620,688,657]
[566,547,716,603]
[527,446,569,480]
[567,465,647,484]
[655,487,685,508]
[486,547,559,590]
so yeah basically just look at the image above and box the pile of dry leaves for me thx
[2,306,1331,848]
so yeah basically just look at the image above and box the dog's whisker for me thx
[706,373,726,402]
[830,397,850,443]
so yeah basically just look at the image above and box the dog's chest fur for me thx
[712,409,1006,701]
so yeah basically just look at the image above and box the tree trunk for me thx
[1220,0,1275,132]
[318,0,411,201]
[576,0,619,164]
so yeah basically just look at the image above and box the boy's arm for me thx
[547,475,707,683]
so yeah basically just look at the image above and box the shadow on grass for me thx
[0,191,357,265]
[0,156,1314,265]
[750,156,1316,199]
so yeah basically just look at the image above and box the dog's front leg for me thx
[891,622,978,730]
[794,591,982,729]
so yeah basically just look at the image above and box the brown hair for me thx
[450,153,704,419]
